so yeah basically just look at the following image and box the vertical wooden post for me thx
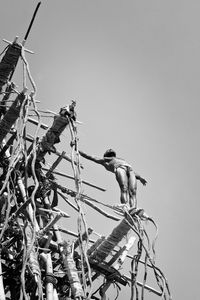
[61,242,84,299]
[40,253,54,300]
[0,257,5,300]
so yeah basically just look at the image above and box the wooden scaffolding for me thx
[0,3,172,300]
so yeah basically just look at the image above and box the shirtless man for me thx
[79,148,147,208]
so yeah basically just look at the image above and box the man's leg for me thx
[128,171,137,208]
[115,168,129,205]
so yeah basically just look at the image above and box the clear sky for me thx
[1,1,200,299]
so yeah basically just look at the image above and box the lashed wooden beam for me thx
[89,213,135,262]
[42,167,106,192]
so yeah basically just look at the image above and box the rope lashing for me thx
[45,272,57,287]
[0,43,21,91]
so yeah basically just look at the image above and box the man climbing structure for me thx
[79,149,147,208]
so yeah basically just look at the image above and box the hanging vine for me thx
[0,3,172,300]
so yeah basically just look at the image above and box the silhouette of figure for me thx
[79,149,147,208]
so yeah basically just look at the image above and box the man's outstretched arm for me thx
[79,150,105,165]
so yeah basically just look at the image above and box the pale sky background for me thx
[1,0,200,299]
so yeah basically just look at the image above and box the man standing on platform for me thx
[79,148,147,208]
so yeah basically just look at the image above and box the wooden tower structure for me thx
[0,3,172,300]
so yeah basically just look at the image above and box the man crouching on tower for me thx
[79,148,147,208]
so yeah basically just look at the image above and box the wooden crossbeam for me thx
[27,117,48,130]
[42,167,106,192]
[45,151,66,178]
[124,275,162,297]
